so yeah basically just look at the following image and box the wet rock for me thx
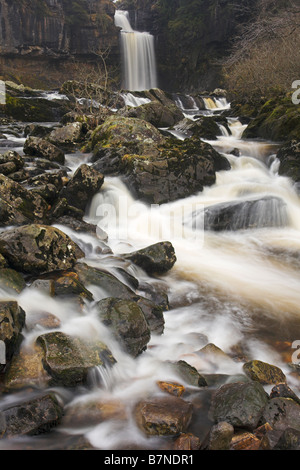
[0,224,84,275]
[122,100,184,128]
[277,140,300,182]
[23,136,65,164]
[0,150,24,176]
[0,301,26,364]
[74,263,165,334]
[48,122,87,150]
[172,115,226,140]
[2,392,63,437]
[262,397,300,432]
[53,274,94,301]
[59,164,104,211]
[54,216,97,235]
[204,421,234,450]
[209,381,269,430]
[274,428,300,450]
[167,360,207,388]
[135,395,193,436]
[62,399,127,428]
[124,138,230,205]
[243,360,286,385]
[26,171,65,192]
[96,297,151,357]
[36,331,116,387]
[3,95,70,122]
[50,198,85,221]
[173,432,201,450]
[270,383,300,405]
[0,268,26,294]
[157,381,185,397]
[124,241,176,274]
[188,196,289,232]
[0,174,49,226]
[24,123,52,138]
[0,254,7,268]
[4,344,52,390]
[230,431,261,450]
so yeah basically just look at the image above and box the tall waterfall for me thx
[114,10,157,91]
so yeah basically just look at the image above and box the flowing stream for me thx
[1,91,300,450]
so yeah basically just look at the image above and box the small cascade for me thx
[114,10,157,91]
[121,92,151,107]
[203,96,230,111]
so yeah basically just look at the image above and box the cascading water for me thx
[114,10,157,91]
[2,89,300,450]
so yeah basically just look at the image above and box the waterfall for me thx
[114,10,157,91]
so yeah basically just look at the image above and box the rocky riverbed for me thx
[0,81,299,450]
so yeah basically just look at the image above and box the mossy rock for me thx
[0,268,26,294]
[36,331,116,387]
[2,95,70,122]
[243,360,286,385]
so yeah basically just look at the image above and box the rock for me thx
[23,136,65,164]
[124,241,176,274]
[204,421,234,450]
[50,198,85,221]
[52,274,94,301]
[0,301,25,365]
[230,431,261,450]
[167,360,207,387]
[243,360,286,385]
[276,140,300,182]
[274,428,300,450]
[135,396,193,436]
[36,331,116,387]
[122,100,184,128]
[54,216,97,235]
[74,263,165,334]
[24,123,53,138]
[48,122,87,150]
[209,381,269,430]
[173,433,201,450]
[3,95,70,122]
[59,164,104,211]
[0,150,24,176]
[0,174,49,226]
[89,115,165,160]
[188,196,289,232]
[262,397,300,432]
[4,344,52,390]
[62,399,127,428]
[156,381,185,397]
[124,137,230,205]
[0,268,26,294]
[270,383,300,405]
[2,392,63,437]
[172,115,226,140]
[96,297,151,357]
[0,225,84,275]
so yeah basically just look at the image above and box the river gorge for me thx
[0,1,300,453]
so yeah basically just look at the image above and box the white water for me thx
[114,10,157,91]
[2,95,300,450]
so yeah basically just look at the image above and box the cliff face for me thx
[121,0,257,92]
[0,0,120,87]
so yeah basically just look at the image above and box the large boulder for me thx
[0,224,84,275]
[48,122,87,150]
[243,360,286,385]
[186,196,289,232]
[122,100,184,128]
[0,174,49,226]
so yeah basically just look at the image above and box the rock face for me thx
[0,224,84,274]
[0,0,120,88]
